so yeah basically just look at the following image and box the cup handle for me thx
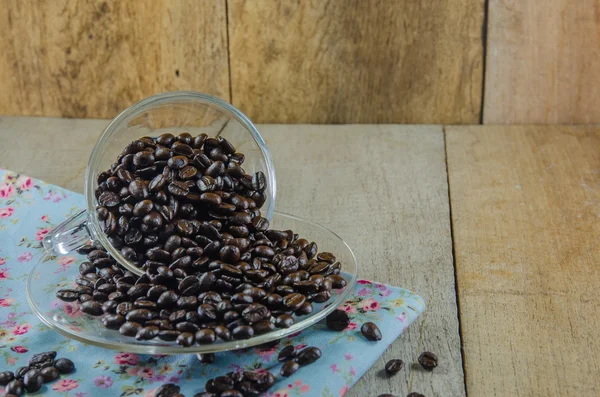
[42,210,94,256]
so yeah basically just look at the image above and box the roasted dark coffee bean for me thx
[98,191,121,207]
[40,366,59,383]
[326,309,350,331]
[251,171,266,191]
[155,383,181,397]
[317,252,336,263]
[147,285,169,301]
[167,155,189,170]
[214,325,231,341]
[0,371,14,386]
[175,321,199,333]
[242,303,270,323]
[147,319,173,329]
[252,320,275,334]
[134,299,158,310]
[205,161,225,177]
[23,369,43,393]
[116,302,134,316]
[133,199,153,217]
[277,345,297,362]
[195,329,217,344]
[157,330,180,341]
[312,290,332,303]
[171,141,194,156]
[418,351,438,371]
[283,293,306,311]
[176,296,198,310]
[295,301,313,316]
[126,309,154,323]
[384,359,404,375]
[136,325,159,340]
[176,332,195,347]
[275,314,295,328]
[14,367,29,380]
[232,325,254,339]
[266,293,283,308]
[81,300,103,316]
[297,346,322,366]
[361,322,382,341]
[168,181,190,197]
[102,314,126,330]
[157,291,179,308]
[196,353,216,364]
[406,393,425,397]
[280,361,300,377]
[5,380,24,396]
[54,358,75,374]
[79,261,96,275]
[56,289,79,302]
[220,390,243,397]
[128,284,151,299]
[223,310,240,323]
[197,304,218,321]
[102,299,118,314]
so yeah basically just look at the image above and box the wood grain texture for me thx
[0,118,465,396]
[484,0,600,124]
[261,125,464,396]
[0,0,229,118]
[447,125,600,396]
[228,0,484,124]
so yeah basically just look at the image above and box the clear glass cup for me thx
[41,91,276,276]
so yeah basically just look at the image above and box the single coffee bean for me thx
[40,366,60,383]
[195,329,216,344]
[14,367,29,380]
[282,293,306,311]
[418,351,438,371]
[214,325,231,341]
[0,371,14,386]
[175,321,199,333]
[126,309,154,323]
[277,345,296,362]
[56,289,79,302]
[242,303,270,323]
[23,369,43,393]
[81,300,103,316]
[252,320,275,335]
[196,353,216,364]
[296,346,322,366]
[116,302,134,316]
[232,325,254,340]
[54,358,75,374]
[102,314,126,330]
[361,322,382,341]
[120,321,142,337]
[385,359,404,375]
[157,330,181,341]
[326,309,350,331]
[155,383,181,397]
[280,361,300,377]
[275,314,295,328]
[28,351,57,367]
[5,380,24,396]
[176,332,195,347]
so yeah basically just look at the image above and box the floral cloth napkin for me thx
[0,169,425,397]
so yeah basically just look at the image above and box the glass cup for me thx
[42,91,276,275]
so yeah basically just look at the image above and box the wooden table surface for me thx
[1,117,598,397]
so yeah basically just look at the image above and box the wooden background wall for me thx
[0,0,596,124]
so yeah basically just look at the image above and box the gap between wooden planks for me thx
[446,125,600,396]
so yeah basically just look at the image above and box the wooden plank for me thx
[446,125,600,396]
[0,118,464,396]
[260,125,464,396]
[0,0,229,119]
[228,0,484,124]
[484,0,600,124]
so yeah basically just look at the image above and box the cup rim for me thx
[84,91,276,275]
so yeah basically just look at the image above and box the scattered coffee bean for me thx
[407,393,425,397]
[361,322,382,341]
[418,351,438,371]
[326,309,350,331]
[385,359,404,375]
[280,361,300,377]
[277,345,297,362]
[54,358,75,374]
[155,383,180,397]
[197,353,216,364]
[296,346,322,366]
[23,369,43,393]
[5,380,24,396]
[40,366,59,383]
[0,371,14,386]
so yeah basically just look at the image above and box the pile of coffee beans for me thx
[1,351,74,396]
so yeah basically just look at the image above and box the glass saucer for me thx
[27,212,358,354]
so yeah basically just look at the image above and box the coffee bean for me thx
[5,380,24,396]
[81,300,103,316]
[40,366,59,383]
[283,293,306,311]
[280,361,300,377]
[56,289,79,302]
[156,383,180,397]
[175,321,199,333]
[116,301,134,316]
[195,329,216,344]
[0,371,14,386]
[406,393,425,397]
[136,326,159,340]
[242,303,270,323]
[23,369,43,393]
[102,314,126,330]
[157,291,179,308]
[126,309,154,323]
[418,351,438,371]
[196,353,216,365]
[214,325,231,341]
[326,309,350,331]
[119,321,142,336]
[176,332,195,347]
[220,390,243,397]
[252,320,275,334]
[361,322,382,341]
[385,359,404,375]
[54,358,75,374]
[98,191,121,207]
[232,325,254,339]
[275,314,295,328]
[296,346,322,365]
[157,330,180,341]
